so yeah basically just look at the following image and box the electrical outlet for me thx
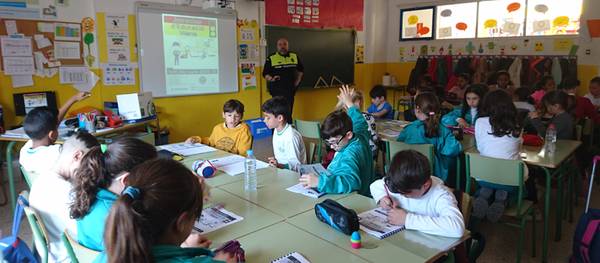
[586,49,591,55]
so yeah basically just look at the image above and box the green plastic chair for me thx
[465,152,536,263]
[294,120,323,164]
[21,192,50,263]
[20,165,39,189]
[62,231,100,263]
[385,140,434,172]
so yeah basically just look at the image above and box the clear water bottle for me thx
[545,124,557,154]
[244,150,257,191]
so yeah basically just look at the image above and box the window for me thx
[436,2,477,39]
[525,0,582,36]
[477,0,526,38]
[400,6,435,41]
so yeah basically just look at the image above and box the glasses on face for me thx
[325,135,345,147]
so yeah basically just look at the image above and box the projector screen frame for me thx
[135,1,239,98]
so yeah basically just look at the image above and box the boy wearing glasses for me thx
[299,86,374,196]
[370,150,465,238]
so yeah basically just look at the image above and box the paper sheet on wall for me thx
[1,37,33,56]
[106,31,130,62]
[54,23,81,41]
[105,14,129,32]
[59,66,88,84]
[5,20,18,35]
[554,39,573,52]
[11,74,34,88]
[3,56,35,75]
[54,41,80,59]
[73,71,98,92]
[37,22,54,33]
[101,63,135,85]
[33,34,52,49]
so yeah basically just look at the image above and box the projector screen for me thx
[136,2,238,97]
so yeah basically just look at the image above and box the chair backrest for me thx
[20,165,39,189]
[304,141,316,164]
[451,188,473,228]
[465,152,524,187]
[62,231,100,263]
[295,120,323,163]
[23,205,49,263]
[385,141,434,171]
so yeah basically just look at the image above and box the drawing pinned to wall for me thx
[436,2,476,39]
[42,5,57,19]
[487,42,496,51]
[526,0,582,36]
[465,41,475,55]
[478,43,484,54]
[399,47,405,61]
[429,46,436,54]
[534,41,544,52]
[54,23,80,41]
[81,17,95,67]
[447,44,452,55]
[240,62,256,90]
[355,44,364,63]
[400,6,434,41]
[511,43,518,51]
[105,14,130,63]
[419,45,428,56]
[553,38,573,52]
[477,0,525,38]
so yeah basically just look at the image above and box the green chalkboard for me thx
[265,26,355,90]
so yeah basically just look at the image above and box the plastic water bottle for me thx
[244,150,257,191]
[545,124,557,154]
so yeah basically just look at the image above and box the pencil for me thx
[384,184,396,208]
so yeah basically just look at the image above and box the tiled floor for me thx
[1,137,598,262]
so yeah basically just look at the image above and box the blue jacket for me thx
[78,188,117,251]
[319,106,374,196]
[94,245,224,263]
[442,107,477,127]
[397,120,462,182]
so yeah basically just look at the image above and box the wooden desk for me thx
[219,167,353,218]
[236,222,368,263]
[288,194,468,263]
[466,140,581,262]
[0,120,154,213]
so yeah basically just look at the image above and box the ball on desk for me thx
[192,160,216,178]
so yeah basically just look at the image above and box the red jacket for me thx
[574,96,600,124]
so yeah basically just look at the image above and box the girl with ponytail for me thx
[70,137,157,251]
[397,92,462,183]
[99,159,235,263]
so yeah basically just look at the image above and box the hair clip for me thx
[100,144,108,153]
[428,112,435,116]
[122,186,141,200]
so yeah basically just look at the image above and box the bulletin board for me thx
[0,18,84,69]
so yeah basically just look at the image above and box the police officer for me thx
[263,38,304,122]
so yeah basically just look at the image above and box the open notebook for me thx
[285,183,325,198]
[193,206,243,234]
[272,252,311,263]
[358,207,405,239]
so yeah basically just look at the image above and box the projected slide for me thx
[162,14,219,95]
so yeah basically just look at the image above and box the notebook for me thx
[285,183,325,198]
[159,143,216,156]
[358,207,405,239]
[272,252,311,263]
[209,155,270,176]
[193,206,243,234]
[298,163,330,175]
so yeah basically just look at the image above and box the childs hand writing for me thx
[299,173,319,188]
[214,251,237,263]
[378,196,395,210]
[181,233,212,248]
[387,207,408,225]
[185,136,201,144]
[337,85,355,109]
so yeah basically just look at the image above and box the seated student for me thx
[98,159,235,263]
[20,92,90,175]
[528,90,574,140]
[442,84,487,128]
[70,138,158,251]
[397,92,462,182]
[262,96,306,171]
[367,85,394,120]
[30,132,99,263]
[370,150,465,238]
[488,71,515,95]
[299,86,374,196]
[584,77,600,108]
[404,86,436,122]
[446,73,471,105]
[473,90,528,222]
[186,99,252,156]
[530,76,556,105]
[559,78,600,124]
[513,87,536,112]
[335,89,379,159]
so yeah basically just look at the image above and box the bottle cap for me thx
[247,149,254,155]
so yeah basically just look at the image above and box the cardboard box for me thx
[116,92,155,121]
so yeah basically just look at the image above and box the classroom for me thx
[1,0,600,262]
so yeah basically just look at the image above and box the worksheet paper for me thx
[286,183,325,198]
[73,71,98,92]
[159,143,216,156]
[11,74,34,88]
[193,206,243,234]
[59,66,88,84]
[1,37,32,56]
[3,56,35,75]
[33,34,51,49]
[272,252,311,263]
[209,155,269,176]
[5,20,18,35]
[54,41,80,59]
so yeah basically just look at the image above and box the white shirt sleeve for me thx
[404,192,465,238]
[289,131,307,170]
[369,179,387,204]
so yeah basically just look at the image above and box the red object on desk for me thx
[522,134,543,146]
[103,110,123,128]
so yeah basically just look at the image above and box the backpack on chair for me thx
[0,195,38,263]
[570,156,600,263]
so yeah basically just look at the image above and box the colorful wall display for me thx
[400,6,435,41]
[477,0,526,38]
[436,2,477,39]
[526,0,582,36]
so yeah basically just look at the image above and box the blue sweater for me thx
[94,245,224,263]
[77,188,118,251]
[397,120,462,182]
[442,107,478,127]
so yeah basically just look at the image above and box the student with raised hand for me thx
[70,138,158,251]
[97,159,236,263]
[442,84,488,128]
[19,91,90,175]
[29,131,99,263]
[335,89,379,159]
[370,150,465,238]
[299,85,374,196]
[398,92,462,183]
[262,96,306,171]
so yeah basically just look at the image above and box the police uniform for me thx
[262,51,304,115]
